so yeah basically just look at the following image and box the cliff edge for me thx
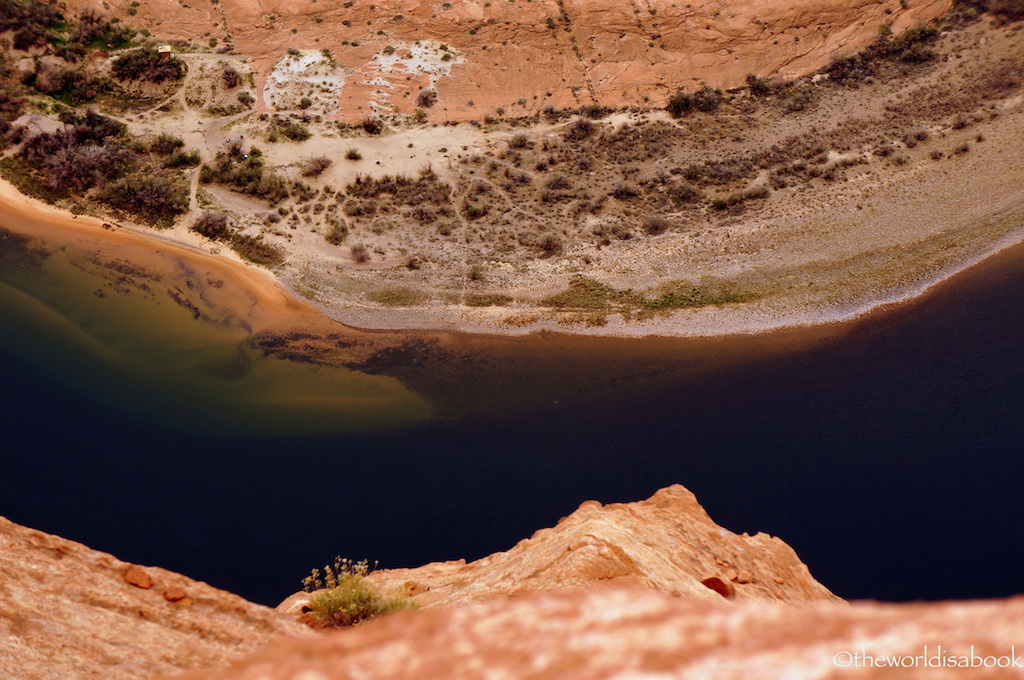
[282,484,839,619]
[0,516,307,679]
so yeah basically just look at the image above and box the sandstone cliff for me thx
[0,516,307,679]
[64,0,951,120]
[282,484,839,618]
[173,588,1024,680]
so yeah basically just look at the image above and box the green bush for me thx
[301,557,417,629]
[988,0,1024,21]
[746,74,773,96]
[149,133,184,155]
[101,171,188,225]
[190,211,230,239]
[111,47,185,84]
[692,86,722,112]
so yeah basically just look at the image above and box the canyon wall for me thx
[65,0,951,120]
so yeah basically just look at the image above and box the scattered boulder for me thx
[124,565,154,589]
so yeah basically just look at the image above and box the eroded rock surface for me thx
[67,0,951,120]
[175,588,1024,680]
[282,484,838,619]
[0,516,307,679]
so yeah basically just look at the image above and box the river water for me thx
[1,218,1022,606]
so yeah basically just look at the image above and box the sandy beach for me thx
[0,177,330,337]
[2,16,1024,342]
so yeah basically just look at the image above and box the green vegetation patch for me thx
[346,170,451,206]
[541,275,758,314]
[200,143,292,203]
[371,288,427,306]
[301,557,417,629]
[189,211,286,268]
[10,108,194,227]
[541,276,619,310]
[644,279,758,309]
[465,293,513,307]
[111,46,185,84]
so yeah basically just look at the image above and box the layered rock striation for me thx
[282,484,839,617]
[0,516,307,679]
[177,588,1024,680]
[66,0,951,120]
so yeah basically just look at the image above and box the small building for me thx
[158,45,173,59]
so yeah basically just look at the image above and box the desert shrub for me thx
[101,172,188,225]
[325,220,348,245]
[346,173,450,205]
[31,63,110,104]
[149,133,184,155]
[416,88,438,108]
[563,116,594,141]
[666,88,693,118]
[668,85,722,116]
[668,181,702,204]
[0,67,26,122]
[710,185,770,210]
[610,182,640,199]
[545,174,570,190]
[69,9,135,49]
[18,112,131,193]
[345,147,362,161]
[827,23,939,84]
[643,215,670,235]
[987,0,1024,21]
[361,115,383,135]
[200,152,291,203]
[299,96,312,109]
[301,155,332,177]
[411,204,435,222]
[231,233,285,267]
[221,66,241,89]
[0,0,63,35]
[190,211,230,239]
[463,198,489,219]
[237,91,255,106]
[880,24,939,63]
[579,103,611,119]
[2,0,64,51]
[538,234,563,255]
[825,54,874,84]
[508,132,530,149]
[351,244,370,262]
[746,74,773,96]
[344,200,376,216]
[691,86,722,112]
[542,276,618,310]
[111,47,185,83]
[267,117,311,142]
[163,149,200,168]
[466,294,513,307]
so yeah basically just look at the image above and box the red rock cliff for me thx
[364,483,839,607]
[0,516,307,679]
[64,0,951,120]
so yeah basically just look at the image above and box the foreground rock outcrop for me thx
[0,516,306,679]
[283,484,838,619]
[175,588,1024,680]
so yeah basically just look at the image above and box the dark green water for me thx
[1,221,1023,606]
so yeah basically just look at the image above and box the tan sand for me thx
[0,177,326,336]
